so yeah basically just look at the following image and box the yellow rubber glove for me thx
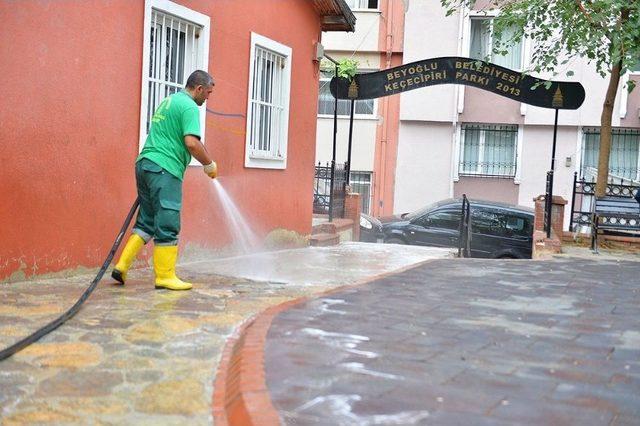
[203,161,218,179]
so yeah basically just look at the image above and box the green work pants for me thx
[132,158,183,245]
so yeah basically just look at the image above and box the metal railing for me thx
[569,172,640,232]
[313,161,347,220]
[544,171,554,237]
[458,195,472,258]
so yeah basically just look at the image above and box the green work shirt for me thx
[137,90,201,180]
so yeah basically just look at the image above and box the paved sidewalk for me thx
[0,243,451,425]
[266,257,640,425]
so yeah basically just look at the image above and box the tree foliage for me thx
[441,0,640,196]
[441,1,639,87]
[320,58,360,80]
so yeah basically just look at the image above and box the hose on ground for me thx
[0,198,140,361]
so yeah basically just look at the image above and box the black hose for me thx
[0,198,140,361]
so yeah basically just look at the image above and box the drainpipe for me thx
[449,6,465,198]
[378,0,394,215]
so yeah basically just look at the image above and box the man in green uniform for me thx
[111,70,218,291]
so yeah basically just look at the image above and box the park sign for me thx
[330,56,585,110]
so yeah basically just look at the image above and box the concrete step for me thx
[312,218,354,235]
[309,232,340,247]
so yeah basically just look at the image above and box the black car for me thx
[359,213,384,242]
[381,198,534,259]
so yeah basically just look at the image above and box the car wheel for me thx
[385,237,405,245]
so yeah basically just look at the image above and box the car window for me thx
[472,209,532,237]
[471,209,502,236]
[424,210,461,230]
[405,201,440,221]
[504,215,532,237]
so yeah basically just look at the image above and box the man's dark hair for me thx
[186,70,214,88]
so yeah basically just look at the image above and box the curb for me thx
[212,302,297,426]
[211,256,445,425]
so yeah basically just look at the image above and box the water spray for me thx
[211,179,261,254]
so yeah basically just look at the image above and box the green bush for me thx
[264,229,309,249]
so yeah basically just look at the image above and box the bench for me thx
[591,195,640,253]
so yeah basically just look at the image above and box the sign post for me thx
[330,57,585,110]
[324,54,339,222]
[346,99,355,185]
[329,56,585,237]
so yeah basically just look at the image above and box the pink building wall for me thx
[0,0,323,281]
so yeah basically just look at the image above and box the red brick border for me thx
[212,301,298,426]
[211,257,445,425]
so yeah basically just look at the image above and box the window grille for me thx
[350,171,373,214]
[248,46,288,160]
[470,18,522,70]
[344,0,378,9]
[318,71,375,116]
[145,10,202,134]
[580,127,640,181]
[459,124,518,178]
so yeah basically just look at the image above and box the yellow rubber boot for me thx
[111,234,145,285]
[153,246,192,291]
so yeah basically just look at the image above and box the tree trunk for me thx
[595,7,628,197]
[595,59,623,197]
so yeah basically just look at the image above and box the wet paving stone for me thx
[266,256,640,425]
[1,243,448,424]
[37,370,123,397]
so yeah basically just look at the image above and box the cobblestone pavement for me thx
[0,243,451,425]
[266,256,640,425]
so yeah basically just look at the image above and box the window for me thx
[472,210,532,238]
[504,215,532,238]
[350,171,373,214]
[139,0,210,152]
[245,33,292,169]
[344,0,378,10]
[580,127,640,181]
[423,210,462,230]
[459,124,518,177]
[470,17,522,70]
[318,70,375,117]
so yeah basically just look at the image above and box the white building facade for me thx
[395,1,640,231]
[316,0,405,216]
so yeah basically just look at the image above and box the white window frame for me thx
[244,32,292,169]
[317,69,378,120]
[349,171,373,214]
[139,0,210,165]
[619,63,639,118]
[458,9,528,114]
[620,73,630,118]
[457,123,519,179]
[466,12,525,71]
[344,0,380,11]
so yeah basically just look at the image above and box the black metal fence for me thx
[458,195,472,258]
[313,161,347,219]
[331,162,347,220]
[544,170,554,237]
[569,172,640,232]
[313,163,331,215]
